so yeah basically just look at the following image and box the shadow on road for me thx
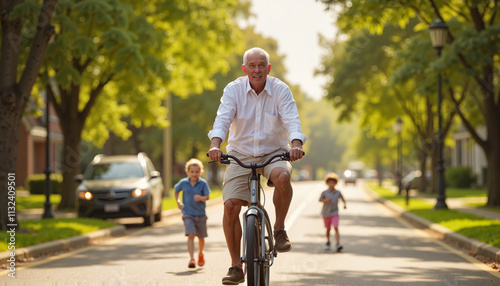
[166,268,203,276]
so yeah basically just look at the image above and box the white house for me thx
[451,125,487,187]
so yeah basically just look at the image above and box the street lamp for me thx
[429,19,448,210]
[43,92,54,218]
[393,118,403,195]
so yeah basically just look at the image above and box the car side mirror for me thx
[150,171,161,179]
[74,174,84,183]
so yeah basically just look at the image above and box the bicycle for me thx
[209,152,296,286]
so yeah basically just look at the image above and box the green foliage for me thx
[26,174,63,195]
[8,0,41,20]
[317,0,500,204]
[292,98,356,175]
[445,167,477,188]
[38,0,242,147]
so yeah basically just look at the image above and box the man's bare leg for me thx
[271,168,293,231]
[223,198,245,267]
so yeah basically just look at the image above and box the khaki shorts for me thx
[222,150,292,204]
[182,214,208,238]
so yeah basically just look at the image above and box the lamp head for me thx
[429,19,448,49]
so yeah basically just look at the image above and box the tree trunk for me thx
[57,126,83,210]
[486,123,500,206]
[0,0,58,229]
[375,155,383,187]
[430,143,438,194]
[0,92,25,230]
[417,150,428,194]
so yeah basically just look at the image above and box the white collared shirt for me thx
[208,76,307,157]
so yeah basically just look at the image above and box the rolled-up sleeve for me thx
[208,87,236,142]
[278,90,307,145]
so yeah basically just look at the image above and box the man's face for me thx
[242,52,271,92]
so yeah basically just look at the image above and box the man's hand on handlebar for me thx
[289,147,304,162]
[208,147,222,163]
[290,139,304,162]
[208,137,223,163]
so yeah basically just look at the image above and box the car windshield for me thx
[86,162,144,180]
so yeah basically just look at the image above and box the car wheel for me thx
[154,201,162,222]
[143,211,154,226]
[143,200,155,226]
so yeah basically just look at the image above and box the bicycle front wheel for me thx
[246,214,261,286]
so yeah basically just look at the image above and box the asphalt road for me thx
[1,180,499,285]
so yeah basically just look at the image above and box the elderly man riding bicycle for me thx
[208,47,306,285]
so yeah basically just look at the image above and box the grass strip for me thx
[15,194,61,211]
[162,189,222,210]
[0,218,116,252]
[6,189,223,252]
[16,190,223,212]
[367,182,500,248]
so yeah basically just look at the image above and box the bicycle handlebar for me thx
[207,152,304,169]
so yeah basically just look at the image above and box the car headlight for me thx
[132,188,149,198]
[78,191,93,200]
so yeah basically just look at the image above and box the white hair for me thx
[243,47,270,66]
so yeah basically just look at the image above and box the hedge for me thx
[445,167,477,188]
[26,173,63,195]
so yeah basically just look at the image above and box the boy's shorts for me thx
[182,214,208,238]
[323,215,339,228]
[222,149,292,204]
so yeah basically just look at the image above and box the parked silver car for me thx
[75,153,164,226]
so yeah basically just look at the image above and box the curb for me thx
[363,183,500,263]
[1,225,126,265]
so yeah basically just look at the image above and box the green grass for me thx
[162,189,222,210]
[16,190,223,212]
[0,218,116,251]
[16,194,61,211]
[367,182,500,248]
[416,187,487,198]
[3,189,223,252]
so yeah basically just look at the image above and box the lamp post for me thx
[393,118,403,195]
[43,92,54,219]
[429,19,448,210]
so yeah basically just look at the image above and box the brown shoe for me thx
[274,229,292,252]
[222,266,245,285]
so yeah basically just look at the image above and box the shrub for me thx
[26,173,63,195]
[445,167,477,188]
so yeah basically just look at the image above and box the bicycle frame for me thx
[208,152,295,286]
[241,169,275,270]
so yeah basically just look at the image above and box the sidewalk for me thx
[363,182,500,263]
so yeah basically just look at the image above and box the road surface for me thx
[1,180,499,285]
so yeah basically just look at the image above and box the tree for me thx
[36,0,241,209]
[316,22,457,194]
[319,0,500,206]
[291,97,354,178]
[0,0,59,230]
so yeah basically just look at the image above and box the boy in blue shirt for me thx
[174,158,211,268]
[319,172,346,252]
